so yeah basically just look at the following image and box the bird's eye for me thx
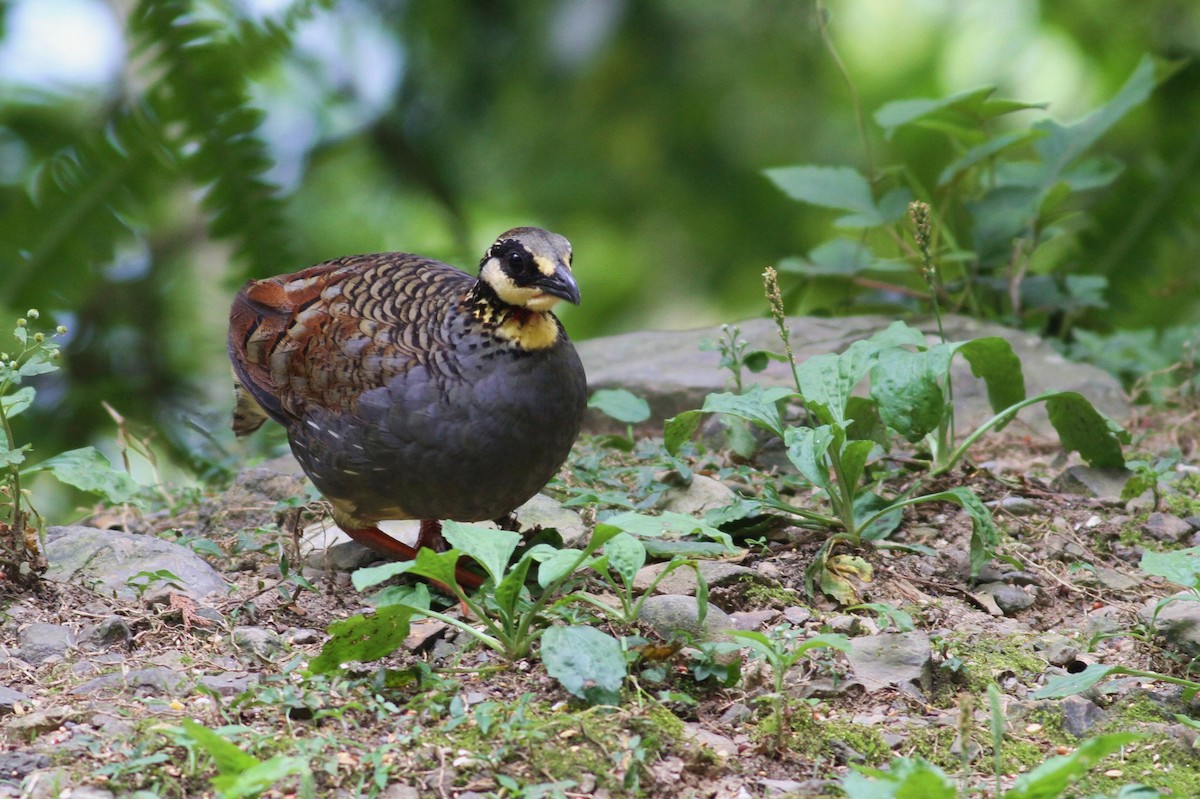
[507,251,527,270]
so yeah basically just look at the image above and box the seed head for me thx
[33,332,44,343]
[26,309,39,320]
[15,318,26,328]
[56,326,67,336]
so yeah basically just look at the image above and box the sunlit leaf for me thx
[588,389,651,424]
[540,625,625,705]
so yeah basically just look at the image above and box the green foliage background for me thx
[0,0,1197,484]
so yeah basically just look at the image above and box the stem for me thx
[930,391,1061,477]
[410,607,506,656]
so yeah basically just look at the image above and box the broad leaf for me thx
[870,349,944,442]
[1139,548,1200,589]
[602,510,735,549]
[784,425,833,490]
[31,447,140,503]
[955,337,1026,415]
[212,756,311,799]
[308,604,416,674]
[1044,392,1127,468]
[778,238,873,277]
[837,439,876,495]
[588,389,651,424]
[493,553,534,621]
[917,488,999,575]
[763,165,888,228]
[540,625,625,705]
[938,129,1047,186]
[1005,732,1142,799]
[842,756,957,799]
[603,533,647,586]
[1031,663,1117,700]
[663,410,703,455]
[442,522,521,585]
[874,86,997,138]
[0,386,35,418]
[180,720,259,777]
[699,386,794,438]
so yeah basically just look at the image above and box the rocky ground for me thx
[2,318,1200,799]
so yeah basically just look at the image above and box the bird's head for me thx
[478,227,581,312]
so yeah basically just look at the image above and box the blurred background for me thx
[0,0,1198,493]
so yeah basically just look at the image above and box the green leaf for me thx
[1044,392,1128,468]
[352,560,417,591]
[763,165,888,228]
[1,386,35,417]
[18,354,58,377]
[1005,732,1142,799]
[842,757,957,799]
[588,389,651,424]
[919,488,999,575]
[870,349,945,442]
[30,447,140,503]
[180,720,259,775]
[0,443,30,467]
[442,521,521,584]
[493,553,533,621]
[535,547,591,588]
[778,238,874,277]
[1139,548,1200,589]
[938,129,1048,186]
[837,439,876,495]
[396,547,463,590]
[664,410,702,455]
[798,323,923,424]
[700,386,794,438]
[1031,663,1118,700]
[602,510,736,550]
[784,425,833,490]
[308,604,415,674]
[955,337,1026,415]
[212,756,311,799]
[540,625,625,705]
[604,533,647,586]
[874,86,998,138]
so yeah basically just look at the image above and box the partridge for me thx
[228,228,587,576]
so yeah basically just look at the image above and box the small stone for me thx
[976,582,1034,615]
[0,685,31,715]
[18,623,75,663]
[1085,606,1123,638]
[1143,513,1193,544]
[60,789,114,799]
[826,615,864,636]
[661,474,737,517]
[632,561,776,596]
[730,609,778,630]
[79,616,133,649]
[19,768,71,799]
[379,785,421,799]
[232,626,284,661]
[1060,695,1106,737]
[681,723,738,757]
[1139,593,1200,655]
[70,666,190,697]
[636,595,734,642]
[997,497,1041,517]
[846,631,933,694]
[4,707,83,741]
[311,540,378,571]
[782,606,812,625]
[198,673,259,696]
[718,702,753,726]
[1034,634,1081,667]
[286,627,322,645]
[1051,466,1134,501]
[0,751,51,782]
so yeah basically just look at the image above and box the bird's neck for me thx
[465,282,562,351]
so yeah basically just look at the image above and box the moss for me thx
[736,576,804,609]
[941,633,1045,695]
[1072,733,1200,796]
[747,703,890,766]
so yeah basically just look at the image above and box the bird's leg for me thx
[493,513,522,532]
[416,519,447,551]
[339,522,483,590]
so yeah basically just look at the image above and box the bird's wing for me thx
[228,254,473,433]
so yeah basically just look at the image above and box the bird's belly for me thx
[291,349,586,523]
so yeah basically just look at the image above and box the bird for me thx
[227,227,587,584]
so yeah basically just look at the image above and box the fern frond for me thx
[131,0,294,278]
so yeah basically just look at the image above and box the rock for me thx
[576,315,1128,440]
[18,768,70,799]
[1051,466,1133,502]
[4,706,84,741]
[1034,634,1081,668]
[730,609,778,630]
[1075,567,1140,593]
[826,615,865,636]
[782,606,813,625]
[64,789,115,799]
[513,492,588,548]
[846,631,933,694]
[975,582,1035,615]
[1139,593,1200,655]
[17,623,76,663]
[379,786,422,799]
[637,595,735,642]
[0,685,31,715]
[633,561,775,596]
[1085,606,1123,638]
[44,526,228,601]
[1060,695,1106,737]
[1142,513,1193,544]
[0,751,51,782]
[232,626,285,661]
[79,616,133,649]
[70,666,191,696]
[718,702,753,726]
[198,673,259,696]
[681,723,738,758]
[661,475,738,517]
[286,628,323,645]
[996,497,1041,517]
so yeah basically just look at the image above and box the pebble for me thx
[636,595,735,642]
[1143,512,1193,543]
[232,626,285,661]
[782,606,813,625]
[17,623,76,663]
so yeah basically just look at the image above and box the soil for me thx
[2,406,1200,799]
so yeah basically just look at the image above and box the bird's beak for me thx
[533,262,582,305]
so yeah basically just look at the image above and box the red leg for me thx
[341,523,484,590]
